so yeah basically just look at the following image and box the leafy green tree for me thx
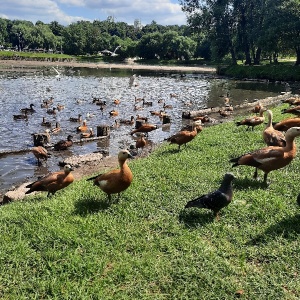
[136,32,163,59]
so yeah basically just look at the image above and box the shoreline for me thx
[0,59,217,73]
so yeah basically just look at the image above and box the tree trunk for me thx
[253,47,261,65]
[244,44,251,65]
[230,47,237,65]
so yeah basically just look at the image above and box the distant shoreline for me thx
[0,59,217,73]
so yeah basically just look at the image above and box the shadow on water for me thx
[0,67,290,196]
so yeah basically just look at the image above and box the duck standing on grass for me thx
[236,108,266,130]
[25,164,74,197]
[230,127,300,184]
[167,123,202,151]
[87,150,133,202]
[263,110,286,147]
[185,173,235,220]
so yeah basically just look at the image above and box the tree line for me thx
[0,0,299,65]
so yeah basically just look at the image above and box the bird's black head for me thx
[224,173,235,182]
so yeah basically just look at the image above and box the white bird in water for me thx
[52,66,61,80]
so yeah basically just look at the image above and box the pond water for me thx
[0,66,292,197]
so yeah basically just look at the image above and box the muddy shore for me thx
[0,59,216,73]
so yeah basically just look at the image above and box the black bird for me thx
[184,173,235,220]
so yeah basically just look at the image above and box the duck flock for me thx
[17,86,300,219]
[4,70,300,218]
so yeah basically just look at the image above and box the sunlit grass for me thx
[1,104,300,299]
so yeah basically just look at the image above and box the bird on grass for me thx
[167,124,202,151]
[87,150,133,202]
[54,135,73,151]
[281,105,300,116]
[236,108,266,130]
[185,173,235,220]
[263,110,286,147]
[229,127,300,184]
[31,146,51,165]
[25,164,74,197]
[273,117,300,132]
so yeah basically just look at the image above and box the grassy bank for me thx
[1,104,300,299]
[218,64,300,81]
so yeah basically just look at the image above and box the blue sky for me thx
[1,0,187,26]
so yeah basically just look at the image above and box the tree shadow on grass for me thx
[179,208,215,228]
[73,195,111,216]
[247,213,300,246]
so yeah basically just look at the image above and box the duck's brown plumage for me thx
[54,135,73,151]
[130,124,158,136]
[263,110,286,147]
[167,124,202,150]
[236,108,266,130]
[281,105,300,116]
[136,134,147,151]
[31,146,51,164]
[273,117,300,131]
[87,150,133,201]
[25,164,74,197]
[230,127,300,183]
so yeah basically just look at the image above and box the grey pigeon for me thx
[185,173,235,220]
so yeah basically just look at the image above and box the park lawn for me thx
[0,104,299,299]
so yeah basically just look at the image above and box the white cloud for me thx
[0,0,187,26]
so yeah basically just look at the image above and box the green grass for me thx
[0,50,74,61]
[1,105,300,299]
[218,63,300,81]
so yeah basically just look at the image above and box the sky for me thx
[0,0,187,26]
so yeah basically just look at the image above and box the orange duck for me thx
[130,123,158,137]
[251,102,263,114]
[87,150,133,201]
[273,117,300,132]
[80,128,94,138]
[263,110,286,147]
[135,134,147,152]
[54,135,73,151]
[25,164,74,197]
[76,120,88,132]
[109,110,119,116]
[167,124,202,151]
[230,127,300,183]
[31,146,51,164]
[236,108,266,130]
[281,105,300,116]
